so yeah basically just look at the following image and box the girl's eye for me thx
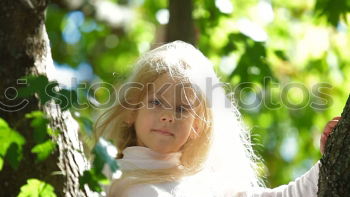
[176,105,188,113]
[149,99,161,106]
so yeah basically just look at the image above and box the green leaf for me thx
[230,33,250,43]
[5,143,23,169]
[44,85,78,111]
[230,40,277,85]
[79,139,117,192]
[25,110,45,119]
[274,50,289,61]
[0,156,3,171]
[0,117,9,130]
[47,128,60,138]
[0,118,25,170]
[18,75,56,104]
[57,89,78,111]
[79,169,109,192]
[25,111,50,144]
[31,140,57,162]
[314,0,350,27]
[18,179,57,197]
[93,139,119,173]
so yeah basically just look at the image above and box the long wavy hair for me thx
[95,41,263,196]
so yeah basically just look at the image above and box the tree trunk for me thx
[166,0,196,45]
[318,94,350,196]
[0,1,92,196]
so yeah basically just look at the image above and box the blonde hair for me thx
[95,41,262,196]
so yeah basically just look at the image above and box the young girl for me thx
[96,41,339,197]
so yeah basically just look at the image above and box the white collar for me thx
[117,146,182,170]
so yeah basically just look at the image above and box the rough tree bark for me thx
[318,94,350,196]
[0,0,92,196]
[166,0,196,45]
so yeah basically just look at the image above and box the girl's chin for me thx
[149,146,178,154]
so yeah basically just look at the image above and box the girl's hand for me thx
[320,116,342,155]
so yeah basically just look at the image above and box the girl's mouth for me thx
[152,129,174,136]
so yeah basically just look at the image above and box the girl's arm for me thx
[239,116,340,197]
[244,161,320,197]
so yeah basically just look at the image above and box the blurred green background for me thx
[46,0,350,188]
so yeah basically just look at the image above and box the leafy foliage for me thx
[314,0,350,27]
[18,179,57,197]
[17,75,53,105]
[227,33,277,85]
[25,111,58,162]
[0,118,25,170]
[79,138,118,192]
[79,168,109,193]
[25,111,50,144]
[18,75,78,111]
[0,111,58,169]
[31,140,57,163]
[92,139,119,173]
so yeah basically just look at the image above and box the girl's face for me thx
[133,74,199,154]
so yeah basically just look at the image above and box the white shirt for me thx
[106,146,320,197]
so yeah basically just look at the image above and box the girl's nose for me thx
[160,111,174,123]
